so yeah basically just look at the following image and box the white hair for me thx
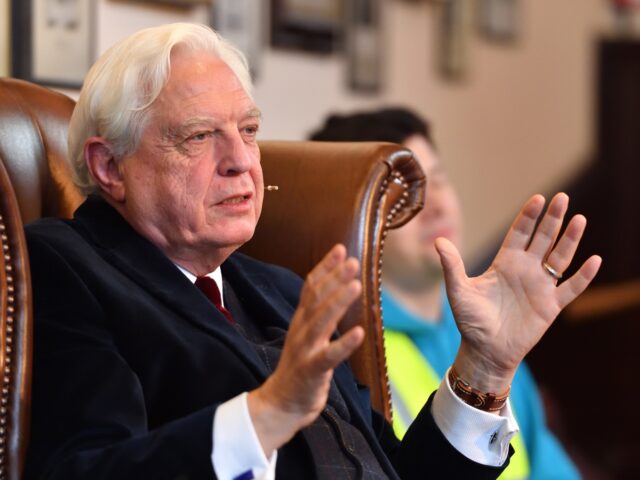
[68,23,253,195]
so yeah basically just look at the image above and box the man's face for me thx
[118,50,263,271]
[383,134,463,288]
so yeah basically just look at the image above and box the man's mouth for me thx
[219,194,251,205]
[423,226,455,242]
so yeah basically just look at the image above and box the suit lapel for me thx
[221,254,297,332]
[73,196,272,380]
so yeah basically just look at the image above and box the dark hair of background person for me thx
[309,107,434,146]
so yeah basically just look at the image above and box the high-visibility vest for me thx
[384,330,530,480]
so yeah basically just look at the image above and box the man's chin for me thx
[218,227,257,250]
[383,259,443,292]
[208,216,257,242]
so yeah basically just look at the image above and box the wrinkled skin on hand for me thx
[248,244,365,456]
[436,193,601,392]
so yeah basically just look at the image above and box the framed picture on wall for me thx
[11,0,95,88]
[438,0,472,79]
[346,0,382,92]
[271,0,344,54]
[122,0,210,5]
[211,0,265,78]
[478,0,520,42]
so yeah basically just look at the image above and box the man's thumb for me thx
[434,237,466,291]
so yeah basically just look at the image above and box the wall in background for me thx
[82,0,610,259]
[385,0,610,260]
[0,0,9,76]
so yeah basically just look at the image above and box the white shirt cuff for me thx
[431,369,519,467]
[212,392,278,480]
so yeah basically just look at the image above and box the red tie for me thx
[195,276,234,324]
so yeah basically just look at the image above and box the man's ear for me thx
[84,137,126,202]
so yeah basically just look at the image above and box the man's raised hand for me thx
[435,193,601,393]
[247,244,364,455]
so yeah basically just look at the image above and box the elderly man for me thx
[24,23,600,480]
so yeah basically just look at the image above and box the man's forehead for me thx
[161,52,250,101]
[150,54,260,125]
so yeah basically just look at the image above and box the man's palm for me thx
[437,193,601,380]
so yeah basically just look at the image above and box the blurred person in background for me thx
[310,107,580,480]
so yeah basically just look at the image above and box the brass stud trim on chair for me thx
[377,171,410,418]
[0,211,19,480]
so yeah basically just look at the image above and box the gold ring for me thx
[542,261,562,280]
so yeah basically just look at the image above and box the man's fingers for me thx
[527,193,569,257]
[305,244,347,288]
[304,278,362,342]
[316,256,360,299]
[313,326,365,371]
[557,255,602,310]
[300,245,360,308]
[435,237,466,292]
[500,194,546,251]
[544,214,587,276]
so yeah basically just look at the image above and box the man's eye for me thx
[188,132,211,142]
[242,125,259,136]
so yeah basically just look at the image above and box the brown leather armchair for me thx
[0,77,425,479]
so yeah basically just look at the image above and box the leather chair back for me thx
[241,141,425,418]
[0,78,84,223]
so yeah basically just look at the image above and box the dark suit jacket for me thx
[24,196,507,479]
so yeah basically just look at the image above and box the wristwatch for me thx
[447,366,510,412]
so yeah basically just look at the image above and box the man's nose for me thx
[420,188,444,219]
[217,132,252,176]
